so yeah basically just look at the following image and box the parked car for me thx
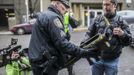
[117,10,134,25]
[117,10,134,48]
[10,19,36,35]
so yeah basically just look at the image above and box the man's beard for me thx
[104,11,116,19]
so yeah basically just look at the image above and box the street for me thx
[0,31,134,75]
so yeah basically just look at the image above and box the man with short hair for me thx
[81,0,132,75]
[28,0,93,75]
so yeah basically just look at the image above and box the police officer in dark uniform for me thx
[81,0,132,75]
[28,0,93,75]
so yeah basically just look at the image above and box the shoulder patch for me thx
[54,18,63,28]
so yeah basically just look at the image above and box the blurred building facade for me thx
[70,0,134,27]
[0,0,41,29]
[0,0,134,29]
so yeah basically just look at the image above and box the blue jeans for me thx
[91,58,119,75]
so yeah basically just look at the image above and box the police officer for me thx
[28,0,93,75]
[6,51,31,75]
[81,0,132,75]
[64,10,80,41]
[64,11,71,40]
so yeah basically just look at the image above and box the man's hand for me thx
[113,27,124,37]
[11,51,20,60]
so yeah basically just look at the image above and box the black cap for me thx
[51,0,70,8]
[60,0,70,8]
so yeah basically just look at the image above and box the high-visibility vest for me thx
[5,57,31,75]
[64,12,70,33]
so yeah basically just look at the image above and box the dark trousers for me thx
[32,67,58,75]
[31,62,58,75]
[67,65,74,75]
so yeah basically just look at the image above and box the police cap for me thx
[51,0,70,8]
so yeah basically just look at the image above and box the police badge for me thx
[54,18,63,28]
[54,18,66,37]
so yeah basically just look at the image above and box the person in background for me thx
[6,50,31,75]
[81,0,132,75]
[64,8,80,40]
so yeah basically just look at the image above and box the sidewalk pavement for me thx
[0,27,88,35]
[0,31,12,35]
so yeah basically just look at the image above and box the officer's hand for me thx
[113,27,124,37]
[80,48,97,57]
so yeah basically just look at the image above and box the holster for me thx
[41,50,58,74]
[42,56,57,74]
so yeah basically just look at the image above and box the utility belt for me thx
[30,50,58,71]
[32,50,59,74]
[30,49,77,71]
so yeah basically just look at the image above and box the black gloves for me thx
[80,48,98,57]
[80,48,99,65]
